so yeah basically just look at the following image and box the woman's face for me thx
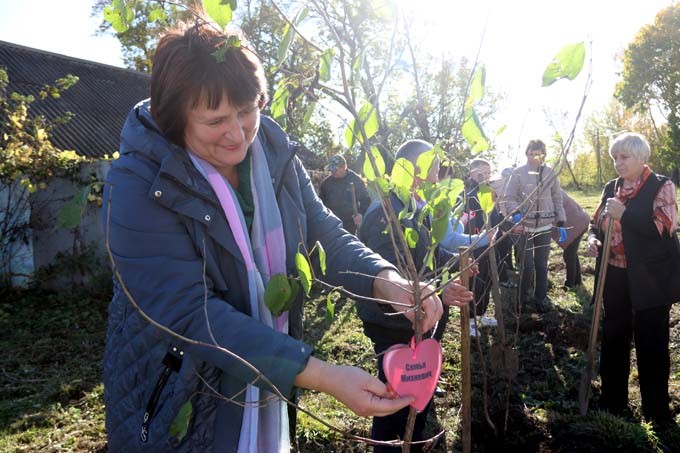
[612,149,645,181]
[526,148,545,168]
[183,95,261,173]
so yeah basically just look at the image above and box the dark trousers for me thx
[371,340,432,452]
[562,233,583,287]
[599,266,672,423]
[495,228,514,282]
[469,247,491,318]
[517,230,551,302]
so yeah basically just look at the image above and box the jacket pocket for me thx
[140,347,183,443]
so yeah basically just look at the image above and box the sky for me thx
[0,0,675,167]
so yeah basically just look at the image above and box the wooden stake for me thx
[459,247,472,453]
[578,219,614,416]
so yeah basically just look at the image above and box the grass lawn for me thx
[1,188,679,452]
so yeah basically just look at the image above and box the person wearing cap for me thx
[501,139,566,312]
[319,154,371,234]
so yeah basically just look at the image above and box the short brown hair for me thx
[150,21,268,148]
[525,139,546,154]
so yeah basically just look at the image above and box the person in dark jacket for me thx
[587,132,679,427]
[319,154,372,234]
[102,22,466,452]
[358,139,474,452]
[457,158,498,336]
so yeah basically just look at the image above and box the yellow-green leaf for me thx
[404,227,418,248]
[466,65,486,108]
[270,83,290,125]
[542,42,586,87]
[461,109,489,153]
[303,101,316,127]
[202,0,233,30]
[478,184,495,216]
[315,241,327,276]
[363,146,385,181]
[325,291,336,323]
[148,8,166,23]
[391,158,415,200]
[345,101,379,148]
[415,147,437,180]
[295,251,312,296]
[103,4,128,33]
[319,48,334,82]
[276,8,307,66]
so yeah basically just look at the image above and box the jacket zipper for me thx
[140,347,183,443]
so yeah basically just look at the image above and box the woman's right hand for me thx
[587,237,601,257]
[295,357,413,417]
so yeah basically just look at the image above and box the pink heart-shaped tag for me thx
[382,337,442,412]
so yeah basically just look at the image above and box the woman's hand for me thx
[295,357,413,417]
[442,280,474,307]
[605,197,625,220]
[372,269,443,333]
[587,237,601,257]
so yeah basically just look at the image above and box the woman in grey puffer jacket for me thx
[501,139,565,311]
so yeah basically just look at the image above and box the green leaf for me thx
[391,158,415,195]
[352,49,364,73]
[325,291,335,323]
[440,269,451,288]
[416,181,436,203]
[270,83,290,125]
[373,177,391,197]
[344,101,379,148]
[264,273,293,316]
[289,278,300,303]
[415,147,437,180]
[202,0,233,30]
[477,184,495,216]
[148,8,166,23]
[404,227,418,248]
[315,241,327,276]
[212,36,241,63]
[431,215,450,246]
[461,108,489,153]
[363,146,385,181]
[103,4,128,33]
[542,42,586,87]
[319,49,334,82]
[169,400,193,442]
[295,251,312,296]
[276,8,308,66]
[57,185,90,229]
[439,177,465,206]
[466,65,486,108]
[302,101,316,127]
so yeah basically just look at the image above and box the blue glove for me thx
[512,213,522,224]
[558,227,567,243]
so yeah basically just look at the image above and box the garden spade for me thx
[578,219,614,416]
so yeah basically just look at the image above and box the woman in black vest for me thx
[587,132,679,427]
